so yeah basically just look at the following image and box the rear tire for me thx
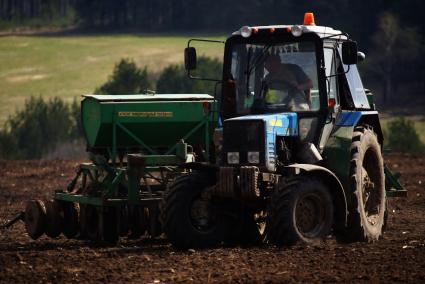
[267,177,334,246]
[161,173,228,249]
[343,126,386,242]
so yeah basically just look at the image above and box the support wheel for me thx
[343,126,386,242]
[24,200,46,240]
[161,173,227,249]
[267,177,334,246]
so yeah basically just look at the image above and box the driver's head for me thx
[264,54,281,72]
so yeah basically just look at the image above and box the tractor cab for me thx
[222,25,371,118]
[186,13,374,172]
[217,14,374,172]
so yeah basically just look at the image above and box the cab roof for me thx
[232,25,347,40]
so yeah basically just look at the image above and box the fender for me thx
[286,163,348,230]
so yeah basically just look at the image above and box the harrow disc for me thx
[129,206,149,238]
[45,199,63,238]
[147,205,162,238]
[62,202,80,238]
[80,205,99,241]
[119,205,129,237]
[24,199,47,240]
[101,206,119,244]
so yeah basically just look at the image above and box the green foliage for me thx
[95,59,151,95]
[0,1,76,31]
[363,12,424,105]
[156,56,222,95]
[386,117,424,153]
[156,65,190,94]
[0,96,80,159]
[70,98,83,139]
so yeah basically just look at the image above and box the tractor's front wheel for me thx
[267,177,334,246]
[343,126,386,242]
[161,173,228,249]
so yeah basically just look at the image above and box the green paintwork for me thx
[54,94,218,210]
[366,92,374,106]
[322,124,354,198]
[81,94,217,154]
[385,165,407,197]
[55,192,162,206]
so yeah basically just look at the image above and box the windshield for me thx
[229,41,319,114]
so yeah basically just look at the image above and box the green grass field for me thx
[0,34,224,124]
[1,34,424,145]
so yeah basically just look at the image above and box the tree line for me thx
[1,0,423,105]
[1,1,423,42]
[0,0,74,22]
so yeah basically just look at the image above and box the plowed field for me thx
[0,153,424,283]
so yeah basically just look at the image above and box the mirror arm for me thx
[326,64,350,79]
[187,72,223,82]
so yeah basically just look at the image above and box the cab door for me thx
[318,46,339,151]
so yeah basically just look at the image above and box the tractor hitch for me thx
[0,211,25,229]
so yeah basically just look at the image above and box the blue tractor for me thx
[161,13,406,249]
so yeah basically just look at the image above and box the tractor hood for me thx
[223,113,298,171]
[224,112,298,136]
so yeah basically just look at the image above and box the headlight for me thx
[240,26,252,38]
[227,152,239,164]
[291,25,303,37]
[247,151,260,164]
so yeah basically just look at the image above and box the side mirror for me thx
[184,47,197,70]
[342,41,358,65]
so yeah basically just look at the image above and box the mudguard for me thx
[285,163,348,229]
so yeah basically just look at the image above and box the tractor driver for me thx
[263,54,313,110]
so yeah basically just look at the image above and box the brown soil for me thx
[0,154,424,283]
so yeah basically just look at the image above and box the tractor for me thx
[160,12,406,248]
[3,13,405,248]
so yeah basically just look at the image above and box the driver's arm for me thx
[292,65,313,101]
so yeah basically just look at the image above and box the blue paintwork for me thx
[336,111,362,126]
[226,113,298,171]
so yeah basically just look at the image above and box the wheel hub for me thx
[295,194,324,236]
[190,194,215,231]
[361,165,382,226]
